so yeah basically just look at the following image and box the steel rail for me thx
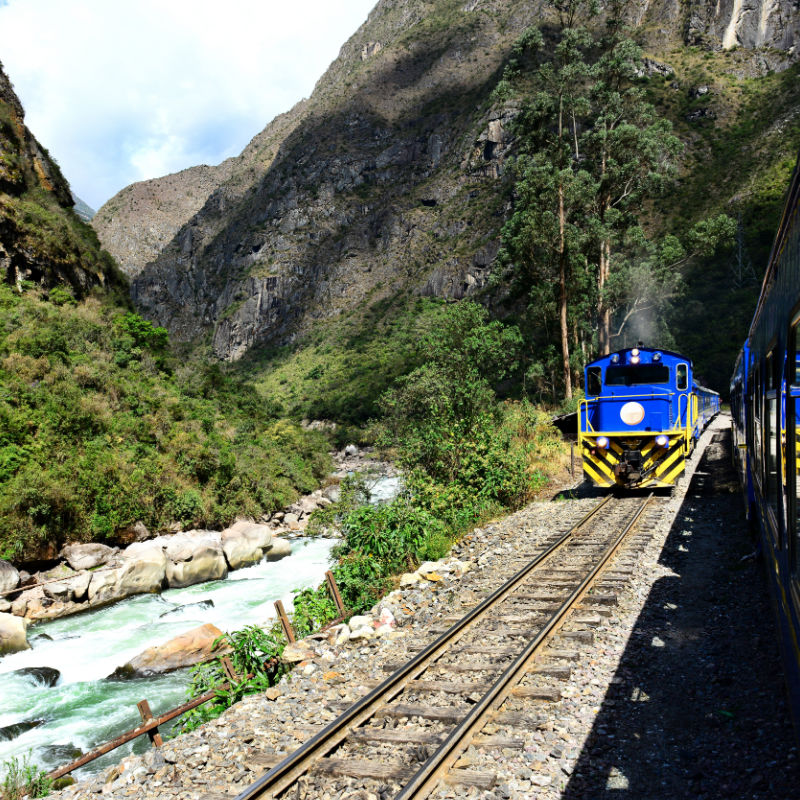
[234,493,615,800]
[396,493,653,800]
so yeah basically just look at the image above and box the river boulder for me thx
[0,612,29,654]
[88,543,166,605]
[164,532,227,588]
[265,537,292,561]
[109,622,230,678]
[12,666,61,686]
[0,719,45,741]
[44,570,91,603]
[60,543,117,571]
[221,520,272,569]
[0,559,19,594]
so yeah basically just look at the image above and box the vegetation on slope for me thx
[0,284,329,562]
[185,302,567,731]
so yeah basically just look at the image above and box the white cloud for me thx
[0,0,376,209]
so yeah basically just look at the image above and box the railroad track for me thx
[236,493,657,800]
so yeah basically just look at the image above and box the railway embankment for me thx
[48,415,799,800]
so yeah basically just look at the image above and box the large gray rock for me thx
[44,570,92,603]
[220,520,272,570]
[88,544,166,605]
[164,532,227,588]
[0,560,19,594]
[0,612,29,654]
[60,543,116,571]
[265,537,292,562]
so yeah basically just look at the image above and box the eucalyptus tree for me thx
[497,16,596,400]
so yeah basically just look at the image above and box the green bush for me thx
[1,753,52,799]
[179,625,286,732]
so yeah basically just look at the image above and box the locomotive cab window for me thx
[676,363,688,390]
[586,367,601,396]
[605,364,669,386]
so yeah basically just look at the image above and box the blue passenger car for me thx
[579,347,719,489]
[730,149,800,727]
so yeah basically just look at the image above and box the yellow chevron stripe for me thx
[655,445,684,477]
[609,441,624,456]
[584,452,616,481]
[583,460,613,486]
[582,444,619,468]
[641,441,656,457]
[661,456,686,485]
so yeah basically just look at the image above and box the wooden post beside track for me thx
[325,570,346,615]
[136,700,163,747]
[274,599,295,643]
[222,656,241,683]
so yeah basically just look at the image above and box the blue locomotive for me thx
[730,149,800,725]
[579,347,719,489]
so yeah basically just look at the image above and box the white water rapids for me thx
[0,537,338,779]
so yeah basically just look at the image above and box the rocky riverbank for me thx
[0,447,398,652]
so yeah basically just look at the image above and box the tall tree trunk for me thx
[597,237,611,354]
[558,95,572,400]
[559,183,572,400]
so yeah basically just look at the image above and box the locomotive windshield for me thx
[605,364,670,386]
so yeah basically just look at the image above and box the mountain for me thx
[70,192,96,222]
[0,61,124,297]
[91,103,308,280]
[99,0,798,384]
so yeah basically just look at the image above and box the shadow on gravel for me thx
[561,428,799,800]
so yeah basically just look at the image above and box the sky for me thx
[0,0,376,210]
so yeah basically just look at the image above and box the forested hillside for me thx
[0,62,330,562]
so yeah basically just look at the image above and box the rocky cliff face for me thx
[117,0,799,362]
[0,62,122,296]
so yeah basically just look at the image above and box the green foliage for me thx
[336,499,450,574]
[180,625,286,732]
[0,286,331,560]
[380,302,522,482]
[304,306,566,618]
[247,297,455,426]
[1,753,52,799]
[292,585,338,639]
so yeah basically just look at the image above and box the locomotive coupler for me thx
[614,449,643,483]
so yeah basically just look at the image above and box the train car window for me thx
[605,365,670,386]
[766,393,779,521]
[753,363,763,483]
[586,367,601,396]
[676,363,688,390]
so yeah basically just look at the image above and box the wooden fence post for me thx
[221,656,240,683]
[136,700,163,747]
[274,599,295,643]
[325,570,346,615]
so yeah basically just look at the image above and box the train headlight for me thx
[596,436,609,449]
[653,351,662,361]
[655,434,668,447]
[631,348,640,356]
[630,355,640,364]
[611,353,620,364]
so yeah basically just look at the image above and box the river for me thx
[0,536,338,779]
